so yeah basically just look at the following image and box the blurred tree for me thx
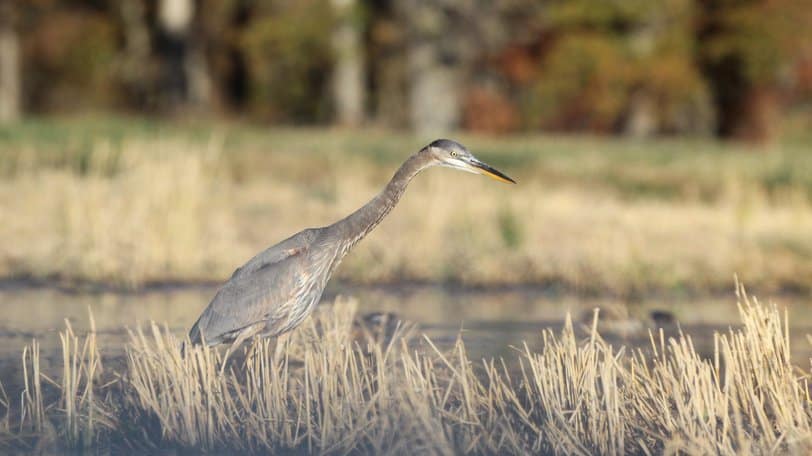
[3,0,808,139]
[331,0,366,126]
[397,0,462,135]
[389,0,521,134]
[699,0,812,142]
[115,0,158,110]
[462,84,521,134]
[22,2,117,111]
[530,32,632,132]
[157,0,213,110]
[0,0,21,123]
[526,0,711,135]
[240,0,334,123]
[197,0,249,112]
[365,0,410,128]
[459,2,547,134]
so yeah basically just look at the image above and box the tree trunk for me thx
[366,8,409,128]
[731,86,781,144]
[331,0,365,127]
[158,0,212,110]
[184,43,213,107]
[622,89,656,138]
[409,44,460,135]
[118,0,152,107]
[0,2,20,124]
[401,1,460,135]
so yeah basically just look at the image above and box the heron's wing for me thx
[229,228,320,280]
[189,228,322,345]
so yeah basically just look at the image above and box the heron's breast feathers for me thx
[194,235,341,342]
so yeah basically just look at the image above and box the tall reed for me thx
[1,291,810,454]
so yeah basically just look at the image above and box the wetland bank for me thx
[1,119,812,453]
[1,285,811,454]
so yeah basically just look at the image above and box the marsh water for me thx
[2,281,812,380]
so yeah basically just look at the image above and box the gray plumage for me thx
[188,139,515,347]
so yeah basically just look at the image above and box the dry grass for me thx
[0,137,244,287]
[0,288,810,454]
[2,129,812,293]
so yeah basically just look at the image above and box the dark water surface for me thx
[1,282,811,370]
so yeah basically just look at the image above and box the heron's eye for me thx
[450,151,458,157]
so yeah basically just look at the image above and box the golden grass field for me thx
[1,287,810,454]
[1,116,811,294]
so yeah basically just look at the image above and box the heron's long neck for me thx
[328,153,429,252]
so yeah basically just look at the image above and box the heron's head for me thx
[423,139,516,184]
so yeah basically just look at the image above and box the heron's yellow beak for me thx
[470,158,516,184]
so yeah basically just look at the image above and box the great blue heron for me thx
[188,139,515,350]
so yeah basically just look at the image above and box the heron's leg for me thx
[220,324,261,375]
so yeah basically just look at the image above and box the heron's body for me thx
[189,139,514,347]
